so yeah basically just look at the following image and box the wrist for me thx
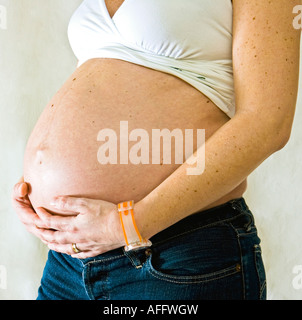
[134,197,160,240]
[108,204,125,247]
[135,189,188,240]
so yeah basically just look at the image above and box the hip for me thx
[38,197,266,300]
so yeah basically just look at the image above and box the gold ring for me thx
[72,243,81,254]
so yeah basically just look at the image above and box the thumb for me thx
[18,182,29,197]
[14,177,29,198]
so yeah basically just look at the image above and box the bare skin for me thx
[23,58,247,215]
[13,0,300,258]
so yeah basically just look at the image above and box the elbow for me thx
[273,136,289,152]
[251,111,294,153]
[232,111,294,155]
[265,124,293,153]
[272,114,295,152]
[273,130,291,151]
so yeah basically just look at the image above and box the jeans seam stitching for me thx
[83,254,125,266]
[229,222,245,300]
[83,265,94,300]
[254,246,267,299]
[259,280,267,299]
[147,264,241,284]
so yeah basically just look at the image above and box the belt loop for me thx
[123,248,148,269]
[230,198,254,232]
[230,198,241,211]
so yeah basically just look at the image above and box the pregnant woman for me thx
[13,0,300,300]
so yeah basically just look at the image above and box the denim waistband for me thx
[79,197,252,265]
[150,197,252,246]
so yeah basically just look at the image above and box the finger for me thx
[13,196,33,210]
[26,225,50,244]
[50,196,98,214]
[18,182,28,198]
[13,179,29,199]
[71,250,101,259]
[47,243,99,258]
[36,207,76,232]
[14,204,39,225]
[11,191,33,211]
[47,243,84,256]
[36,228,64,244]
[36,227,84,245]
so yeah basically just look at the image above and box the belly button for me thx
[34,150,45,166]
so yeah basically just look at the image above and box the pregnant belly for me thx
[23,59,234,214]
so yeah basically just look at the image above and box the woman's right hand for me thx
[12,177,46,242]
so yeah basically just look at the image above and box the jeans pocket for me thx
[145,225,242,284]
[147,256,241,284]
[254,244,267,300]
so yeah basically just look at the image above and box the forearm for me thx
[135,0,301,240]
[135,112,289,239]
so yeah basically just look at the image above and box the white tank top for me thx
[68,0,235,117]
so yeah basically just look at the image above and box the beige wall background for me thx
[0,0,301,300]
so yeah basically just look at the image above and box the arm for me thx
[135,0,301,239]
[13,0,300,259]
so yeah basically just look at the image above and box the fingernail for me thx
[18,183,27,196]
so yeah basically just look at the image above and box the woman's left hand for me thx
[35,196,125,259]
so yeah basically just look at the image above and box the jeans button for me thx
[236,263,241,272]
[145,248,152,257]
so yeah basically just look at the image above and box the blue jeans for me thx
[37,198,266,300]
